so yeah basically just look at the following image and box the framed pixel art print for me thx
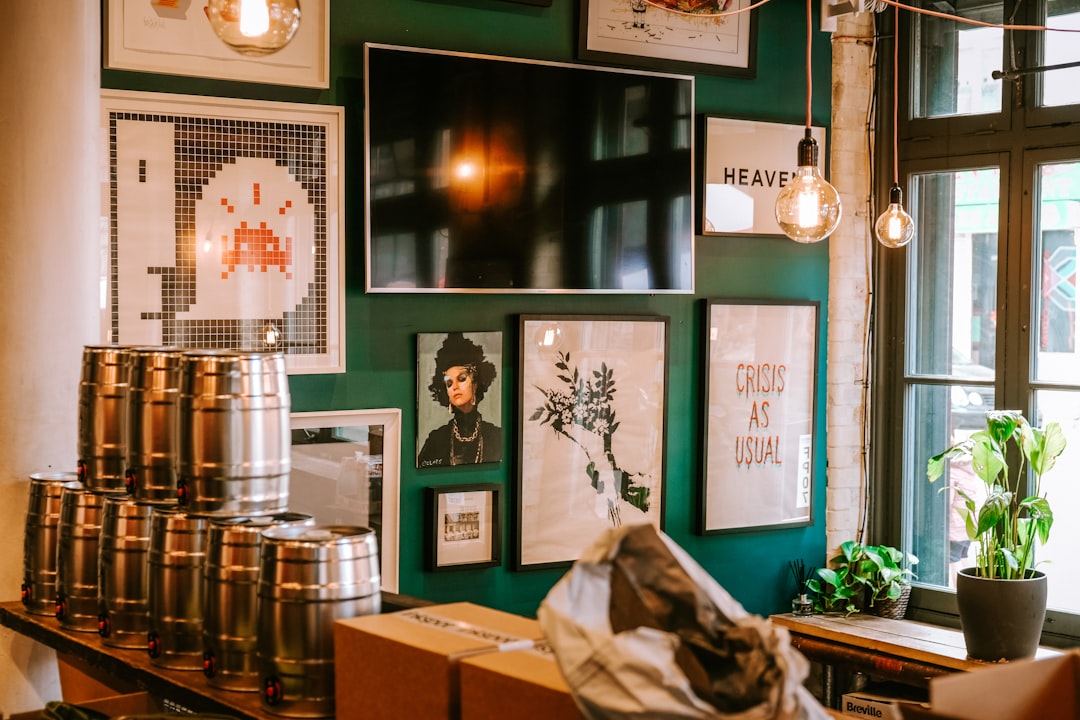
[100,90,344,374]
[699,299,819,534]
[104,0,330,88]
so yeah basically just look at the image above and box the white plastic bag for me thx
[538,523,831,720]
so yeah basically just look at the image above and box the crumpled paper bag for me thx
[537,523,831,720]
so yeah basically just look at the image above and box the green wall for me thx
[103,0,832,618]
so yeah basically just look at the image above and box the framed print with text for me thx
[101,90,344,374]
[425,483,501,571]
[104,0,330,88]
[288,409,401,593]
[579,0,757,78]
[517,314,668,569]
[699,299,818,534]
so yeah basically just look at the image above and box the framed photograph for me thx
[702,118,827,236]
[416,332,504,468]
[579,0,757,78]
[104,0,330,88]
[699,299,819,534]
[425,483,502,571]
[100,89,345,374]
[517,315,668,569]
[288,409,402,594]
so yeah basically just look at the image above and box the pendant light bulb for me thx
[774,130,842,244]
[875,183,915,248]
[205,0,301,57]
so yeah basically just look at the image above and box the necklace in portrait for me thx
[450,414,483,465]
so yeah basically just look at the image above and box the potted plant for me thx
[927,409,1067,660]
[806,541,917,617]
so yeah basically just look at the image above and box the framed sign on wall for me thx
[702,118,826,236]
[699,299,819,534]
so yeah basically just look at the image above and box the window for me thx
[877,0,1080,642]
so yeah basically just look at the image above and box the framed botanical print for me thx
[516,314,668,569]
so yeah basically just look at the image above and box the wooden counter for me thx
[771,612,1062,709]
[1,593,431,719]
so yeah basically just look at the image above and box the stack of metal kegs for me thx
[20,345,381,718]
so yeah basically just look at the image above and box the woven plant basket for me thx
[867,584,911,619]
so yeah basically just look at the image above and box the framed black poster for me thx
[699,299,819,534]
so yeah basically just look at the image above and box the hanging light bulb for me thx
[775,129,842,243]
[875,183,915,248]
[205,0,301,57]
[775,0,842,244]
[876,5,916,249]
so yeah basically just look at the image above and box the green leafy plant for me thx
[806,541,917,615]
[927,409,1067,580]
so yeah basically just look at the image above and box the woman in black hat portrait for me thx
[418,332,502,467]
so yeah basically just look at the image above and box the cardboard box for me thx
[57,653,137,703]
[8,691,161,720]
[924,649,1079,720]
[334,602,545,720]
[841,688,927,719]
[459,641,582,720]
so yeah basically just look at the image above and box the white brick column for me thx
[826,12,876,555]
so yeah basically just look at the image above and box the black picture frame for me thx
[578,0,758,79]
[424,483,502,571]
[516,314,669,569]
[698,298,820,534]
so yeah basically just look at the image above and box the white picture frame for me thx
[288,409,402,594]
[100,89,345,374]
[104,0,330,88]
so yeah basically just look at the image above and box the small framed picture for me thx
[425,483,501,571]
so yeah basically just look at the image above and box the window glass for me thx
[909,169,1000,377]
[1033,161,1079,383]
[1033,390,1080,612]
[912,2,1003,118]
[1041,0,1080,107]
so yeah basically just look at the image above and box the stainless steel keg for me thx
[257,525,381,718]
[126,346,183,504]
[202,512,314,692]
[22,472,80,616]
[147,506,208,670]
[177,350,290,517]
[56,485,111,631]
[98,495,153,648]
[78,345,132,492]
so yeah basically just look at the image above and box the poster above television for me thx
[363,43,695,294]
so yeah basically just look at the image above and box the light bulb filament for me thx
[239,0,271,37]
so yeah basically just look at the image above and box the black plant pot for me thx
[955,567,1047,661]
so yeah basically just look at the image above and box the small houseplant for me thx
[806,541,917,616]
[927,409,1067,659]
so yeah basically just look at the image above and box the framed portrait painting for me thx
[288,409,402,594]
[699,299,819,534]
[579,0,757,78]
[516,315,668,569]
[100,90,345,374]
[416,331,504,469]
[104,0,330,88]
[425,483,502,571]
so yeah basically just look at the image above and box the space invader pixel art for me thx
[103,93,343,373]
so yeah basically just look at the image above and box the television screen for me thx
[364,43,695,293]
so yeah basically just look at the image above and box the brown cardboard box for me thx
[8,691,162,720]
[459,642,582,720]
[924,650,1079,720]
[334,602,545,720]
[57,654,137,703]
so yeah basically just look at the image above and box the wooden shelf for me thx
[2,592,431,718]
